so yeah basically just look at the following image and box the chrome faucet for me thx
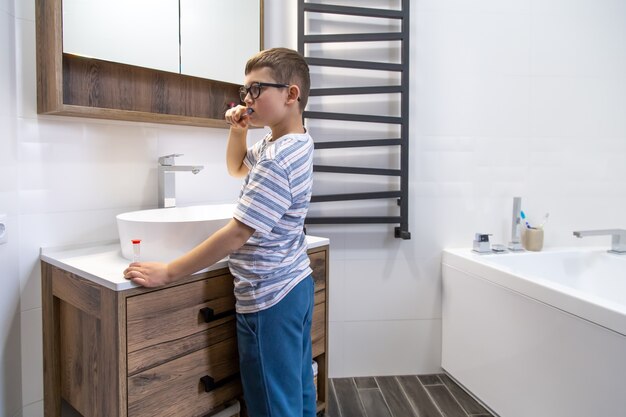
[573,229,626,254]
[158,154,204,208]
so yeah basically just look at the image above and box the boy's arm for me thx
[123,218,254,287]
[226,127,250,178]
[225,105,252,178]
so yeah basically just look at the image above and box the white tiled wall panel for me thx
[20,308,42,406]
[1,5,22,417]
[0,0,13,15]
[20,401,43,417]
[2,0,626,415]
[329,319,442,377]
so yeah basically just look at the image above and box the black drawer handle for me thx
[199,307,235,323]
[200,373,240,393]
[200,375,216,392]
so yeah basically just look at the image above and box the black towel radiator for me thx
[298,0,411,239]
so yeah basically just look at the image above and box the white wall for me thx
[1,0,21,416]
[1,0,625,415]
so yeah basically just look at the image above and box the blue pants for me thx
[236,276,316,417]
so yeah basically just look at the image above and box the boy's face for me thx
[242,67,294,128]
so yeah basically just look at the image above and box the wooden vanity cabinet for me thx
[42,246,329,417]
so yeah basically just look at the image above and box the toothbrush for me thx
[520,211,532,229]
[538,212,550,229]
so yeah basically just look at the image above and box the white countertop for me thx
[41,235,329,291]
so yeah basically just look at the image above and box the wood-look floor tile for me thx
[425,385,467,417]
[397,375,444,417]
[333,378,367,417]
[418,374,443,386]
[440,374,490,415]
[359,387,393,417]
[327,379,342,417]
[376,376,418,417]
[355,377,378,389]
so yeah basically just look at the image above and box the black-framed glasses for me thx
[239,82,290,102]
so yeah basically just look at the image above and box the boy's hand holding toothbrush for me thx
[226,103,253,129]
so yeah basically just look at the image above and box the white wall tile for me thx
[342,256,441,321]
[0,13,15,116]
[337,224,405,260]
[0,115,18,200]
[263,0,298,49]
[0,0,14,15]
[20,308,42,407]
[328,321,345,378]
[327,257,347,323]
[338,319,442,377]
[1,8,22,417]
[530,76,626,138]
[416,11,530,77]
[15,18,36,119]
[531,11,626,77]
[15,0,35,21]
[530,0,626,19]
[20,400,43,417]
[17,118,160,213]
[415,72,531,137]
[0,243,22,417]
[417,0,530,13]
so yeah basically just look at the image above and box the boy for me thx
[123,47,316,417]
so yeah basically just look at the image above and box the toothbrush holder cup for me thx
[522,228,544,252]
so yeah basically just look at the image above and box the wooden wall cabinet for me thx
[36,0,242,128]
[42,246,329,417]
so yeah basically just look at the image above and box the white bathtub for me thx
[441,248,626,417]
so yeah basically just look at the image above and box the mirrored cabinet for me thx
[37,0,263,128]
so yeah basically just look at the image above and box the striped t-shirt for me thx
[229,130,314,313]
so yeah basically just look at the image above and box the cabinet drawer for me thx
[128,327,241,417]
[127,273,235,355]
[128,315,237,376]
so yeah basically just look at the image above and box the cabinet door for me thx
[180,0,261,84]
[62,0,180,73]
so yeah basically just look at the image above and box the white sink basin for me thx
[116,203,237,262]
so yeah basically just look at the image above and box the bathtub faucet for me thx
[158,154,204,208]
[573,229,626,254]
[508,196,524,251]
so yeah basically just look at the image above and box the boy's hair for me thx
[245,48,310,112]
